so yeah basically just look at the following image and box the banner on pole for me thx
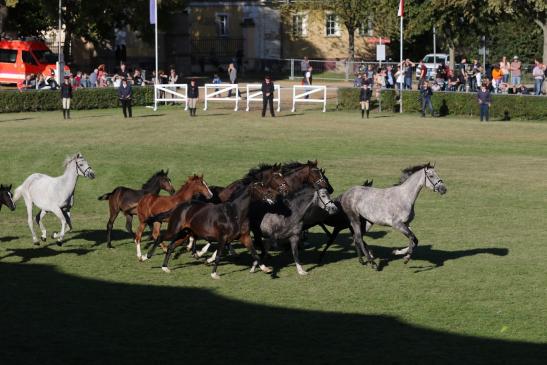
[397,0,404,17]
[150,0,156,24]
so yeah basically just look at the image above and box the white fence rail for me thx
[245,84,281,112]
[203,83,239,111]
[291,85,327,112]
[154,84,188,111]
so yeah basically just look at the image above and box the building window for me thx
[325,13,339,37]
[292,14,308,37]
[216,14,228,36]
[359,17,374,37]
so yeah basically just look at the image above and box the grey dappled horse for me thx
[339,163,446,268]
[13,153,95,245]
[256,187,338,275]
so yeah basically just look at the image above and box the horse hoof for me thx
[56,241,63,247]
[141,255,149,262]
[33,241,40,246]
[297,269,309,276]
[40,236,47,242]
[162,267,171,273]
[211,272,221,280]
[403,255,411,264]
[260,265,273,274]
[249,267,257,273]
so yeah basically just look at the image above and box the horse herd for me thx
[0,153,447,279]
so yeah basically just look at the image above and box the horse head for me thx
[158,170,175,195]
[314,188,337,215]
[308,164,334,194]
[71,153,96,179]
[250,182,277,205]
[0,184,15,211]
[424,163,447,195]
[268,165,289,197]
[188,174,213,200]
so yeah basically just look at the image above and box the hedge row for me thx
[0,87,154,113]
[337,88,547,121]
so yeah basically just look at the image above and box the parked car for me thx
[416,53,450,80]
[0,39,70,85]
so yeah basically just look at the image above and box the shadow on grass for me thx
[307,232,509,273]
[0,244,94,263]
[0,117,34,123]
[0,261,545,364]
[67,229,135,248]
[0,236,19,243]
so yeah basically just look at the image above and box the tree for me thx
[488,0,547,62]
[3,0,186,63]
[281,0,376,61]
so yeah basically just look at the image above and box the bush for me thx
[0,86,154,113]
[387,90,546,121]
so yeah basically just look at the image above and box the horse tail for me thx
[97,192,113,201]
[12,184,24,203]
[145,210,173,225]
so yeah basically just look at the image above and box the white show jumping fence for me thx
[154,84,188,111]
[203,84,240,111]
[245,84,281,112]
[291,85,327,113]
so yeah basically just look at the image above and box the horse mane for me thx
[397,163,432,185]
[63,153,82,168]
[281,160,317,174]
[241,163,277,184]
[141,169,168,190]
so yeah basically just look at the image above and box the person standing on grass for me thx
[261,75,275,118]
[301,56,310,78]
[118,78,132,118]
[359,81,372,119]
[227,63,239,97]
[477,84,492,122]
[188,79,199,117]
[60,76,73,120]
[304,66,313,99]
[420,81,434,117]
[510,56,521,86]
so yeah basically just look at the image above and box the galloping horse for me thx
[134,174,213,260]
[98,170,175,248]
[338,163,447,268]
[254,187,338,275]
[146,182,278,279]
[13,153,95,245]
[0,184,15,212]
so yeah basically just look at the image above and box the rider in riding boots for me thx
[359,81,372,119]
[61,76,73,120]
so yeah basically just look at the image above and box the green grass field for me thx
[0,106,546,364]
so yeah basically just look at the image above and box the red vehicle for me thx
[0,39,70,85]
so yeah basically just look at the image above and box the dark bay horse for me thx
[281,160,334,194]
[339,163,447,268]
[134,174,213,260]
[0,184,15,212]
[98,170,175,248]
[146,182,278,279]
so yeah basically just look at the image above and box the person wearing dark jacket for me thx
[477,84,492,122]
[420,81,434,117]
[118,78,132,118]
[60,76,73,119]
[359,82,372,118]
[188,79,199,116]
[261,75,275,117]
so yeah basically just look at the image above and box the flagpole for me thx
[399,14,403,113]
[155,0,158,86]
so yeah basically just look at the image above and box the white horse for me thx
[13,153,95,245]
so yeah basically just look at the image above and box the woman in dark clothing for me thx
[187,79,199,116]
[118,78,132,118]
[60,76,73,119]
[359,82,372,118]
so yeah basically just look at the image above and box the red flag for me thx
[398,0,404,17]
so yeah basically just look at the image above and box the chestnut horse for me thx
[134,174,213,260]
[281,160,333,194]
[98,170,175,248]
[147,182,278,279]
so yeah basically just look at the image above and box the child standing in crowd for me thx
[359,82,372,119]
[477,84,492,122]
[60,76,73,119]
[187,79,199,117]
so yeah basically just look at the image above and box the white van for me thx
[416,53,450,79]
